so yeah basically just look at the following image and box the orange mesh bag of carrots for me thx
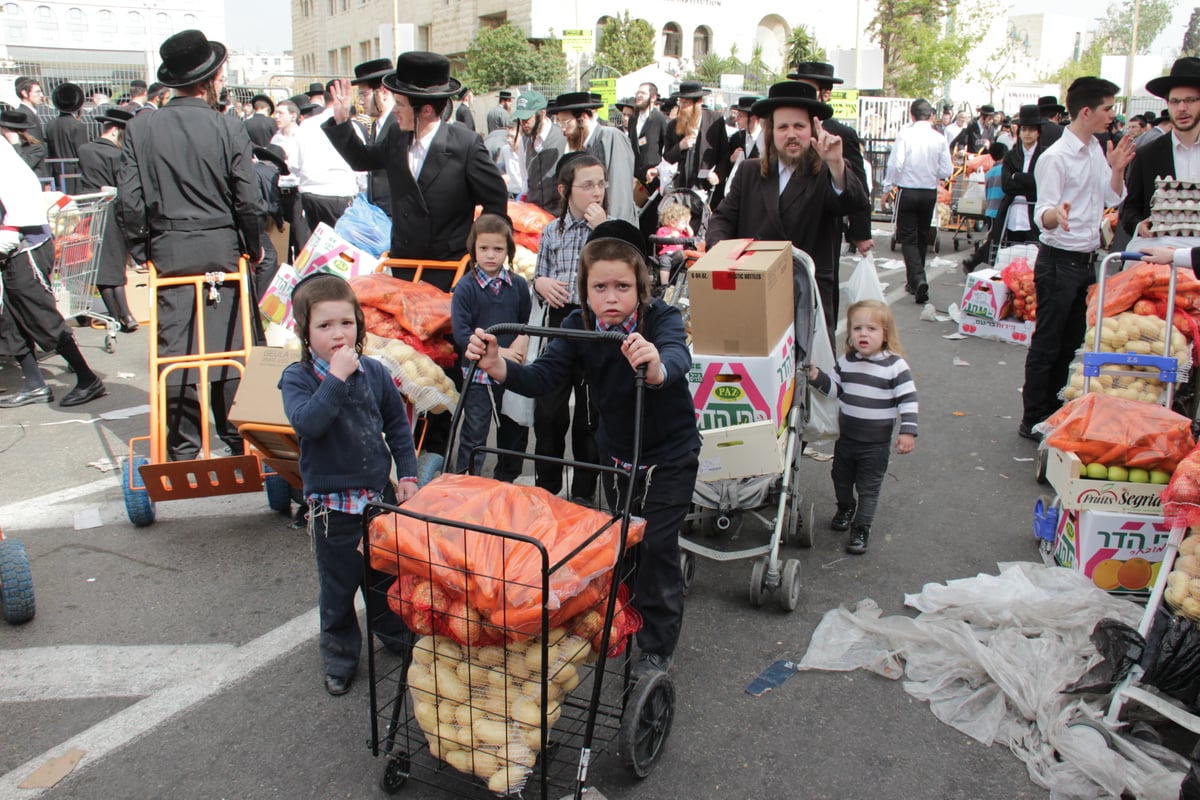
[1085,263,1200,325]
[350,273,452,340]
[368,475,645,641]
[1039,393,1194,471]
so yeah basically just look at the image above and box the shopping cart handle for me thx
[485,322,627,344]
[1117,251,1147,262]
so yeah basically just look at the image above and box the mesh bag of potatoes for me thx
[1061,312,1191,403]
[1165,531,1200,621]
[363,332,459,414]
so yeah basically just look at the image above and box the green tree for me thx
[595,11,656,74]
[784,25,827,68]
[460,22,567,90]
[868,0,998,97]
[1040,36,1105,96]
[1184,7,1200,56]
[1098,0,1176,55]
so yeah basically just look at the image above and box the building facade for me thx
[227,49,295,87]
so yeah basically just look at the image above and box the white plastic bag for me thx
[840,254,885,310]
[500,303,541,427]
[797,249,839,442]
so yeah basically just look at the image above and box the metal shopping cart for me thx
[51,189,120,353]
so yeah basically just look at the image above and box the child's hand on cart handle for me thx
[466,329,508,382]
[621,333,664,385]
[895,433,915,455]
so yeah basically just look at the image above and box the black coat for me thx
[16,104,44,142]
[77,138,130,286]
[455,103,476,132]
[244,113,277,148]
[521,122,566,214]
[1120,132,1174,236]
[996,143,1044,233]
[728,128,760,161]
[323,117,508,273]
[366,111,397,216]
[15,141,48,180]
[44,113,88,192]
[823,117,872,242]
[1040,121,1064,150]
[663,108,731,198]
[629,107,667,183]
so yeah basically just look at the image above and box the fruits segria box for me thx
[1053,507,1170,594]
[689,324,796,437]
[1046,447,1165,514]
[688,239,794,356]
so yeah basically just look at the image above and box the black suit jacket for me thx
[455,103,476,132]
[663,108,731,200]
[522,122,566,214]
[78,139,130,285]
[728,129,761,161]
[323,117,508,270]
[629,108,667,183]
[1120,132,1174,236]
[244,113,277,148]
[996,144,1044,232]
[823,118,872,242]
[367,112,397,216]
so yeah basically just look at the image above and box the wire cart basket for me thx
[51,189,119,352]
[363,325,675,798]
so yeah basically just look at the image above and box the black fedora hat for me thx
[735,95,761,112]
[547,91,603,113]
[250,93,275,114]
[555,150,594,181]
[286,93,318,116]
[253,144,290,175]
[659,97,677,114]
[673,81,708,100]
[95,107,134,127]
[586,219,646,263]
[351,58,393,87]
[498,89,514,101]
[751,81,833,121]
[977,103,995,115]
[52,82,85,113]
[0,109,34,130]
[381,51,462,98]
[1147,57,1200,98]
[156,29,227,89]
[787,61,844,86]
[615,97,635,111]
[1014,104,1045,127]
[1037,95,1065,115]
[306,82,325,97]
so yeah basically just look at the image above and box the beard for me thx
[565,120,585,151]
[675,103,702,137]
[778,149,805,170]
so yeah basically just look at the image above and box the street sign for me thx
[589,77,617,118]
[829,89,859,122]
[561,29,594,54]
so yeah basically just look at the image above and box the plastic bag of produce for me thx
[1037,392,1194,471]
[350,273,452,340]
[333,193,391,257]
[1162,448,1200,529]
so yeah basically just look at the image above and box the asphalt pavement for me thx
[0,229,1058,800]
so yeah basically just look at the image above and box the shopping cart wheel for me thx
[952,238,961,251]
[379,754,409,794]
[264,475,291,514]
[0,538,35,624]
[1035,449,1049,485]
[680,550,696,596]
[620,669,675,778]
[122,456,157,527]
[104,334,116,354]
[748,556,769,607]
[779,559,802,612]
[935,236,942,254]
[889,235,897,252]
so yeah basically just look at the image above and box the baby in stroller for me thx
[654,202,694,288]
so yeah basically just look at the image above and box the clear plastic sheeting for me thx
[799,562,1190,800]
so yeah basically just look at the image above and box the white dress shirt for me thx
[294,108,361,197]
[1006,144,1037,233]
[884,120,953,190]
[409,121,440,180]
[1172,131,1200,182]
[1033,127,1125,253]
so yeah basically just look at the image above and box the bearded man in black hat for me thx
[351,58,397,216]
[244,93,277,147]
[488,89,513,133]
[117,29,265,462]
[548,91,638,223]
[44,82,88,192]
[662,81,731,206]
[706,81,869,333]
[1120,57,1200,240]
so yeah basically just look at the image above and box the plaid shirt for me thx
[534,212,592,306]
[304,355,383,515]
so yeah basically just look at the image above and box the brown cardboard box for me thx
[229,346,301,428]
[687,239,793,356]
[125,268,151,325]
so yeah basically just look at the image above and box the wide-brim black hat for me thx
[253,144,290,175]
[978,104,996,115]
[306,82,325,97]
[498,89,514,100]
[751,81,833,121]
[735,95,761,112]
[381,51,462,98]
[0,109,34,130]
[615,97,635,111]
[1014,104,1045,127]
[659,98,677,114]
[586,219,646,263]
[352,58,393,86]
[52,82,85,114]
[673,81,708,100]
[95,107,134,127]
[287,94,318,116]
[555,151,594,181]
[1147,57,1200,98]
[250,93,275,114]
[157,29,228,89]
[1037,95,1065,115]
[786,61,844,85]
[547,91,603,113]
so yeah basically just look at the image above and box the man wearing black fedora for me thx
[351,57,398,216]
[455,87,476,131]
[487,89,514,133]
[1038,95,1066,148]
[707,81,869,332]
[78,107,139,333]
[118,29,265,461]
[244,93,277,148]
[953,103,995,153]
[1120,57,1200,241]
[788,61,874,256]
[44,82,88,192]
[662,81,730,206]
[125,79,149,112]
[306,82,326,109]
[548,91,638,223]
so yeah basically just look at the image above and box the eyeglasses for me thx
[573,180,607,192]
[1168,96,1200,107]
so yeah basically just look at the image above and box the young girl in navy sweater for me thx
[280,273,418,696]
[807,300,919,555]
[466,219,700,677]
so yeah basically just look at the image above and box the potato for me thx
[473,718,509,749]
[512,695,542,727]
[433,636,462,663]
[513,722,543,751]
[560,635,591,667]
[475,645,507,668]
[455,701,488,730]
[1183,596,1200,619]
[452,721,474,748]
[524,643,559,675]
[445,748,474,775]
[1168,570,1190,591]
[1181,536,1200,557]
[437,699,458,726]
[1166,584,1185,608]
[488,765,528,796]
[1189,577,1200,599]
[412,636,436,666]
[477,687,510,717]
[434,661,470,703]
[1177,555,1200,578]
[414,700,439,732]
[554,663,580,694]
[472,747,501,779]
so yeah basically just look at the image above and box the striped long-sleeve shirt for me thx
[811,350,919,444]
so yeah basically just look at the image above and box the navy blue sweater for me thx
[500,300,700,465]
[450,269,532,352]
[279,356,418,495]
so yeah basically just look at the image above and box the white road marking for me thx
[0,607,320,797]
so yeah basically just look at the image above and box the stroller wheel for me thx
[779,559,802,612]
[748,556,769,607]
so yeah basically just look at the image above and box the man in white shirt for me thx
[293,79,362,246]
[1019,77,1135,440]
[883,98,953,303]
[944,110,966,149]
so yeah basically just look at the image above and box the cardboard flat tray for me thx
[1046,447,1164,514]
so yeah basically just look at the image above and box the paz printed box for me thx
[1053,507,1171,595]
[293,222,381,281]
[689,324,796,436]
[958,316,1035,346]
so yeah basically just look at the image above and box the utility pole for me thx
[1125,0,1141,102]
[944,2,956,105]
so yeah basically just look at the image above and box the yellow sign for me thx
[589,77,617,117]
[828,89,859,122]
[561,29,594,54]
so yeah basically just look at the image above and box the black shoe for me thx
[1018,422,1043,442]
[569,495,595,507]
[60,379,106,407]
[632,652,673,677]
[846,525,870,555]
[831,504,855,531]
[904,283,915,295]
[120,316,139,333]
[324,673,352,696]
[914,282,929,304]
[0,385,53,408]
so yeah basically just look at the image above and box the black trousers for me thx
[533,304,599,499]
[297,193,353,247]
[1021,245,1094,427]
[895,187,938,290]
[831,438,891,529]
[0,242,68,358]
[166,379,243,461]
[456,383,529,481]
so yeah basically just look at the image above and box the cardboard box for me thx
[228,345,301,429]
[688,239,793,356]
[689,324,796,436]
[259,264,300,327]
[1053,507,1171,594]
[960,268,1012,321]
[696,420,784,482]
[293,222,381,281]
[1046,447,1165,514]
[958,315,1035,346]
[126,268,151,325]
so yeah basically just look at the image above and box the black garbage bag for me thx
[1181,760,1200,800]
[1142,604,1200,711]
[1065,618,1145,694]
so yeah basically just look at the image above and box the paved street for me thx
[0,232,1057,800]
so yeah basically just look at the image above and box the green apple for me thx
[1086,462,1109,479]
[1128,468,1151,483]
[1107,465,1129,481]
[1151,470,1172,485]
